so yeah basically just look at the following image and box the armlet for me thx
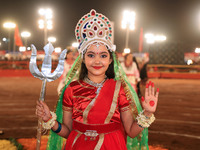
[62,106,73,112]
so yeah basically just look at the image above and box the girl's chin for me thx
[88,71,105,77]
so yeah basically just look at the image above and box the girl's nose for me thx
[94,56,100,64]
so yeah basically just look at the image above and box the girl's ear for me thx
[109,58,113,65]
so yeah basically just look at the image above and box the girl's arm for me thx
[36,101,73,139]
[120,81,159,138]
[121,110,143,138]
[51,111,73,138]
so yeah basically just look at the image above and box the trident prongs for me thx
[29,42,67,150]
[29,42,67,82]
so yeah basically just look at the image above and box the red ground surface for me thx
[0,77,200,150]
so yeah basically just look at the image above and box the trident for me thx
[29,43,67,150]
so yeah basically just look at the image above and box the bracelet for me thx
[52,121,62,133]
[136,110,155,128]
[44,114,52,123]
[42,111,57,130]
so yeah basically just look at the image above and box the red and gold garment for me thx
[62,79,131,150]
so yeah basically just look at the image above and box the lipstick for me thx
[93,66,102,69]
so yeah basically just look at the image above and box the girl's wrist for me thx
[143,110,153,118]
[44,113,52,122]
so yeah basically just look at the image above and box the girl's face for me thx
[125,54,133,65]
[84,44,112,78]
[66,52,73,60]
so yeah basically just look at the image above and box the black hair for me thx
[124,53,131,61]
[133,56,139,70]
[65,49,73,59]
[79,50,115,80]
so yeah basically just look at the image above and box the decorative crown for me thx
[75,9,116,54]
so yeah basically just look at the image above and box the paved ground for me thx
[0,77,200,150]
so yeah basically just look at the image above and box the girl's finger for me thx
[151,82,155,95]
[155,88,159,99]
[148,81,152,96]
[145,83,149,97]
[40,101,46,108]
[40,101,49,111]
[38,100,43,106]
[141,96,145,103]
[36,105,43,111]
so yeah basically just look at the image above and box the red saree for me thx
[62,79,130,150]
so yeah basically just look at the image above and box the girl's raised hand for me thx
[36,101,51,122]
[141,81,159,116]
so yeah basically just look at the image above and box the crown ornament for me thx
[75,9,116,55]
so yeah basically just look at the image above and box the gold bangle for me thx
[42,111,57,130]
[136,110,155,128]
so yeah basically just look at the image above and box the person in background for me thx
[57,50,74,95]
[133,56,142,98]
[121,53,140,93]
[138,58,149,98]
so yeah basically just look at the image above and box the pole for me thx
[25,38,27,49]
[44,18,47,45]
[8,30,11,52]
[36,78,47,150]
[13,36,16,53]
[138,27,143,53]
[125,27,129,48]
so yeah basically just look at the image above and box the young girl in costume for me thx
[36,9,159,150]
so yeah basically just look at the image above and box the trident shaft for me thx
[29,43,67,150]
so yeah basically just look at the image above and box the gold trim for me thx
[82,79,107,123]
[78,80,95,89]
[120,105,131,112]
[62,106,73,112]
[120,74,138,119]
[73,107,83,113]
[72,132,81,148]
[73,95,93,100]
[94,134,105,150]
[83,94,98,123]
[104,80,121,123]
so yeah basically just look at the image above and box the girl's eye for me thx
[100,54,108,58]
[87,54,94,58]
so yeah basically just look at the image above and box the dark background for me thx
[1,0,200,53]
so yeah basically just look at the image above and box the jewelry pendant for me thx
[96,86,101,94]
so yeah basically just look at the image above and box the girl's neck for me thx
[125,61,132,67]
[87,73,106,83]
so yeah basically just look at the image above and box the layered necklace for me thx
[84,76,107,94]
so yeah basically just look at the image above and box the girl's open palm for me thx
[141,81,159,114]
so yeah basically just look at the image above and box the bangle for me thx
[52,121,62,133]
[44,114,52,123]
[42,111,57,130]
[136,110,155,128]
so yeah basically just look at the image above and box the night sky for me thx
[1,0,200,52]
